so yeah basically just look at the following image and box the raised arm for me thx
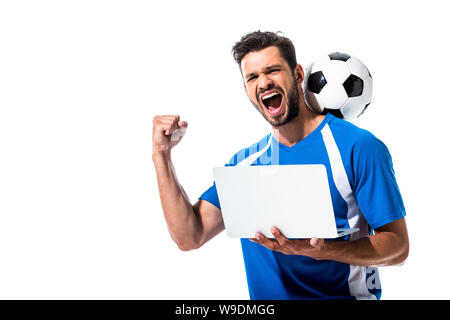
[152,115,224,251]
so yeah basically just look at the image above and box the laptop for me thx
[213,164,359,239]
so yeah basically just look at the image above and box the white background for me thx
[0,0,449,299]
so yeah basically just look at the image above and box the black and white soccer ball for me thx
[302,52,372,120]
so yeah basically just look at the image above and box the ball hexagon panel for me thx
[359,102,371,116]
[341,96,366,119]
[321,60,350,84]
[361,76,373,105]
[347,56,370,80]
[309,55,332,74]
[317,83,348,109]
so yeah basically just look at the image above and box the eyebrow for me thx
[245,64,284,80]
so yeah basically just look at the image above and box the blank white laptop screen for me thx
[213,164,358,239]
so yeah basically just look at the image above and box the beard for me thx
[251,77,300,127]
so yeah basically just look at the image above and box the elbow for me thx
[390,242,410,266]
[171,233,202,251]
[176,241,201,252]
[168,229,203,251]
[395,246,409,265]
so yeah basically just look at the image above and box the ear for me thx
[294,64,305,83]
[243,81,248,94]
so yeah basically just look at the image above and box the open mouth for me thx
[261,91,283,116]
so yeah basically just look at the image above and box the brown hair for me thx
[231,31,297,71]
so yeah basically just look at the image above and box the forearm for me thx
[313,232,409,267]
[153,151,202,249]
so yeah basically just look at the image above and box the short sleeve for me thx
[352,134,406,229]
[199,182,221,210]
[198,154,239,210]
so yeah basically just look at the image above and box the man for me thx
[152,31,409,300]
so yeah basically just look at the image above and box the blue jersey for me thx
[199,113,406,300]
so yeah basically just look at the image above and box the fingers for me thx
[309,238,324,248]
[250,227,324,256]
[170,120,188,144]
[271,227,290,247]
[178,120,188,128]
[250,228,292,253]
[251,232,280,251]
[170,127,187,145]
[152,115,187,152]
[153,115,183,136]
[163,116,181,136]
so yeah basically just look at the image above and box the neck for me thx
[272,97,326,147]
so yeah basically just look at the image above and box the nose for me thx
[257,73,274,93]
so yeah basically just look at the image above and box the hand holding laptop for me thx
[249,226,326,255]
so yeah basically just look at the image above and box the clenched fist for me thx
[152,115,188,154]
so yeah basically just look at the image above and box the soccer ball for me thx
[302,52,372,120]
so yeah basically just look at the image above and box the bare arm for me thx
[252,218,409,267]
[152,115,224,251]
[315,218,409,266]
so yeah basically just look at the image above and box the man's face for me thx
[241,46,301,127]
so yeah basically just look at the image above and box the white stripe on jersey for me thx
[236,134,273,167]
[321,123,377,300]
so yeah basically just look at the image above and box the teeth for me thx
[262,92,280,100]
